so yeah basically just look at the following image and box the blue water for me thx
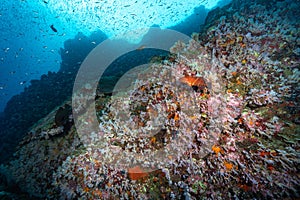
[0,0,230,113]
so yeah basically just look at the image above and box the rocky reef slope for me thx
[0,0,299,199]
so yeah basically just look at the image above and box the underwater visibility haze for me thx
[0,0,227,112]
[0,0,300,199]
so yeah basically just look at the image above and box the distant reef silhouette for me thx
[0,31,107,164]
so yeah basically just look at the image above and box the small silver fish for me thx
[19,81,26,85]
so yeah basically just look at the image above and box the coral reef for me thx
[1,100,80,198]
[52,0,300,198]
[1,0,299,199]
[0,31,107,165]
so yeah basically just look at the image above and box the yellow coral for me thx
[224,161,233,171]
[212,145,222,155]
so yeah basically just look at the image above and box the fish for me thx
[179,75,209,93]
[128,166,148,180]
[136,45,146,51]
[180,75,207,88]
[50,25,58,32]
[19,81,26,85]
